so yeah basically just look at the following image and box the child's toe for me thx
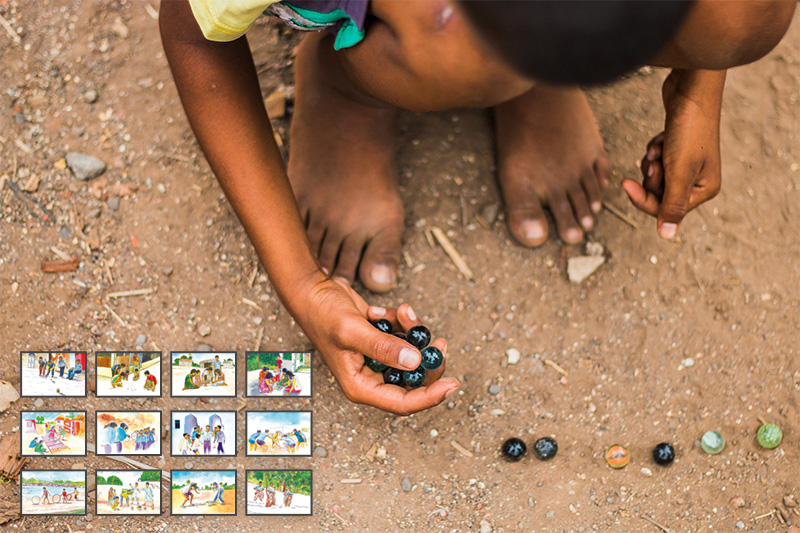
[331,234,363,284]
[359,228,401,293]
[549,191,584,244]
[506,201,549,248]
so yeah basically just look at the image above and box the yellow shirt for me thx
[188,0,279,42]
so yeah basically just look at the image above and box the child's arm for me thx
[159,0,458,415]
[622,68,724,239]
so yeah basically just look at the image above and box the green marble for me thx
[756,423,782,449]
[701,431,725,455]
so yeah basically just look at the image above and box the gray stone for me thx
[735,521,744,530]
[162,266,174,277]
[546,510,555,518]
[66,152,106,181]
[83,90,98,104]
[401,477,412,492]
[480,520,492,533]
[198,325,211,337]
[59,227,71,239]
[107,196,120,211]
[87,208,101,218]
[314,446,328,458]
[134,334,147,346]
[34,398,44,408]
[488,384,502,395]
[196,344,212,352]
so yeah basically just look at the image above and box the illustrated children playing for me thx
[180,480,199,507]
[161,0,796,414]
[67,359,82,380]
[143,370,158,391]
[110,363,128,388]
[210,482,226,505]
[254,481,265,502]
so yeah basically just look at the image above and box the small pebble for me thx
[66,152,106,180]
[682,357,695,367]
[546,510,555,519]
[163,266,174,276]
[730,497,746,508]
[107,196,120,211]
[640,467,653,477]
[87,208,101,218]
[506,348,521,365]
[59,227,71,239]
[198,324,211,337]
[488,384,502,395]
[185,462,193,469]
[314,446,328,458]
[134,334,146,346]
[735,521,745,530]
[429,429,439,438]
[401,477,412,492]
[34,399,44,408]
[480,520,492,533]
[83,90,98,103]
[196,344,212,351]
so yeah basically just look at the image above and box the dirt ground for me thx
[1,1,799,532]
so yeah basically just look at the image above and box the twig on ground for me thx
[50,246,73,261]
[603,200,639,229]
[544,358,568,376]
[254,326,265,351]
[0,13,21,44]
[248,264,259,287]
[103,303,128,328]
[640,514,673,533]
[41,258,79,273]
[450,441,473,458]
[431,227,474,281]
[242,297,262,311]
[107,287,154,299]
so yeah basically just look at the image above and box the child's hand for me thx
[296,278,458,415]
[622,69,725,239]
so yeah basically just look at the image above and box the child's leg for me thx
[288,32,403,292]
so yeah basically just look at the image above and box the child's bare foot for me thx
[494,86,610,246]
[288,34,403,292]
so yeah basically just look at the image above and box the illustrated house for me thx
[55,413,85,436]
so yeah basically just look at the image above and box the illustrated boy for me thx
[143,369,158,391]
[254,480,265,502]
[180,480,199,507]
[160,0,796,415]
[210,481,226,505]
[213,425,226,454]
[179,433,191,455]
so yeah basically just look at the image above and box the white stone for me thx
[506,348,521,365]
[567,255,606,283]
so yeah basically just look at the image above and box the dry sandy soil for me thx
[1,1,799,531]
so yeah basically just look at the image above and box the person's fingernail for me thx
[647,165,655,178]
[406,306,417,321]
[398,347,419,369]
[647,147,656,161]
[445,386,459,398]
[521,219,545,240]
[659,223,678,239]
[370,264,394,285]
[370,306,386,316]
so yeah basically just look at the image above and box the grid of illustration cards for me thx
[18,351,313,517]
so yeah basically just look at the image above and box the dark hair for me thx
[460,0,694,85]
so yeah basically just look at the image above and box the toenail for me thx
[647,165,655,177]
[333,276,350,285]
[591,201,602,213]
[406,306,417,321]
[321,266,330,275]
[521,220,545,240]
[581,216,593,229]
[659,223,678,239]
[370,264,395,285]
[566,228,582,242]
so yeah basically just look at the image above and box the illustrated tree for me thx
[35,415,44,424]
[96,476,106,485]
[139,471,160,482]
[106,475,123,486]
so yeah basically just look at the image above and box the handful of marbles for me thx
[364,321,443,389]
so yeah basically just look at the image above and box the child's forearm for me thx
[159,0,324,313]
[664,69,726,118]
